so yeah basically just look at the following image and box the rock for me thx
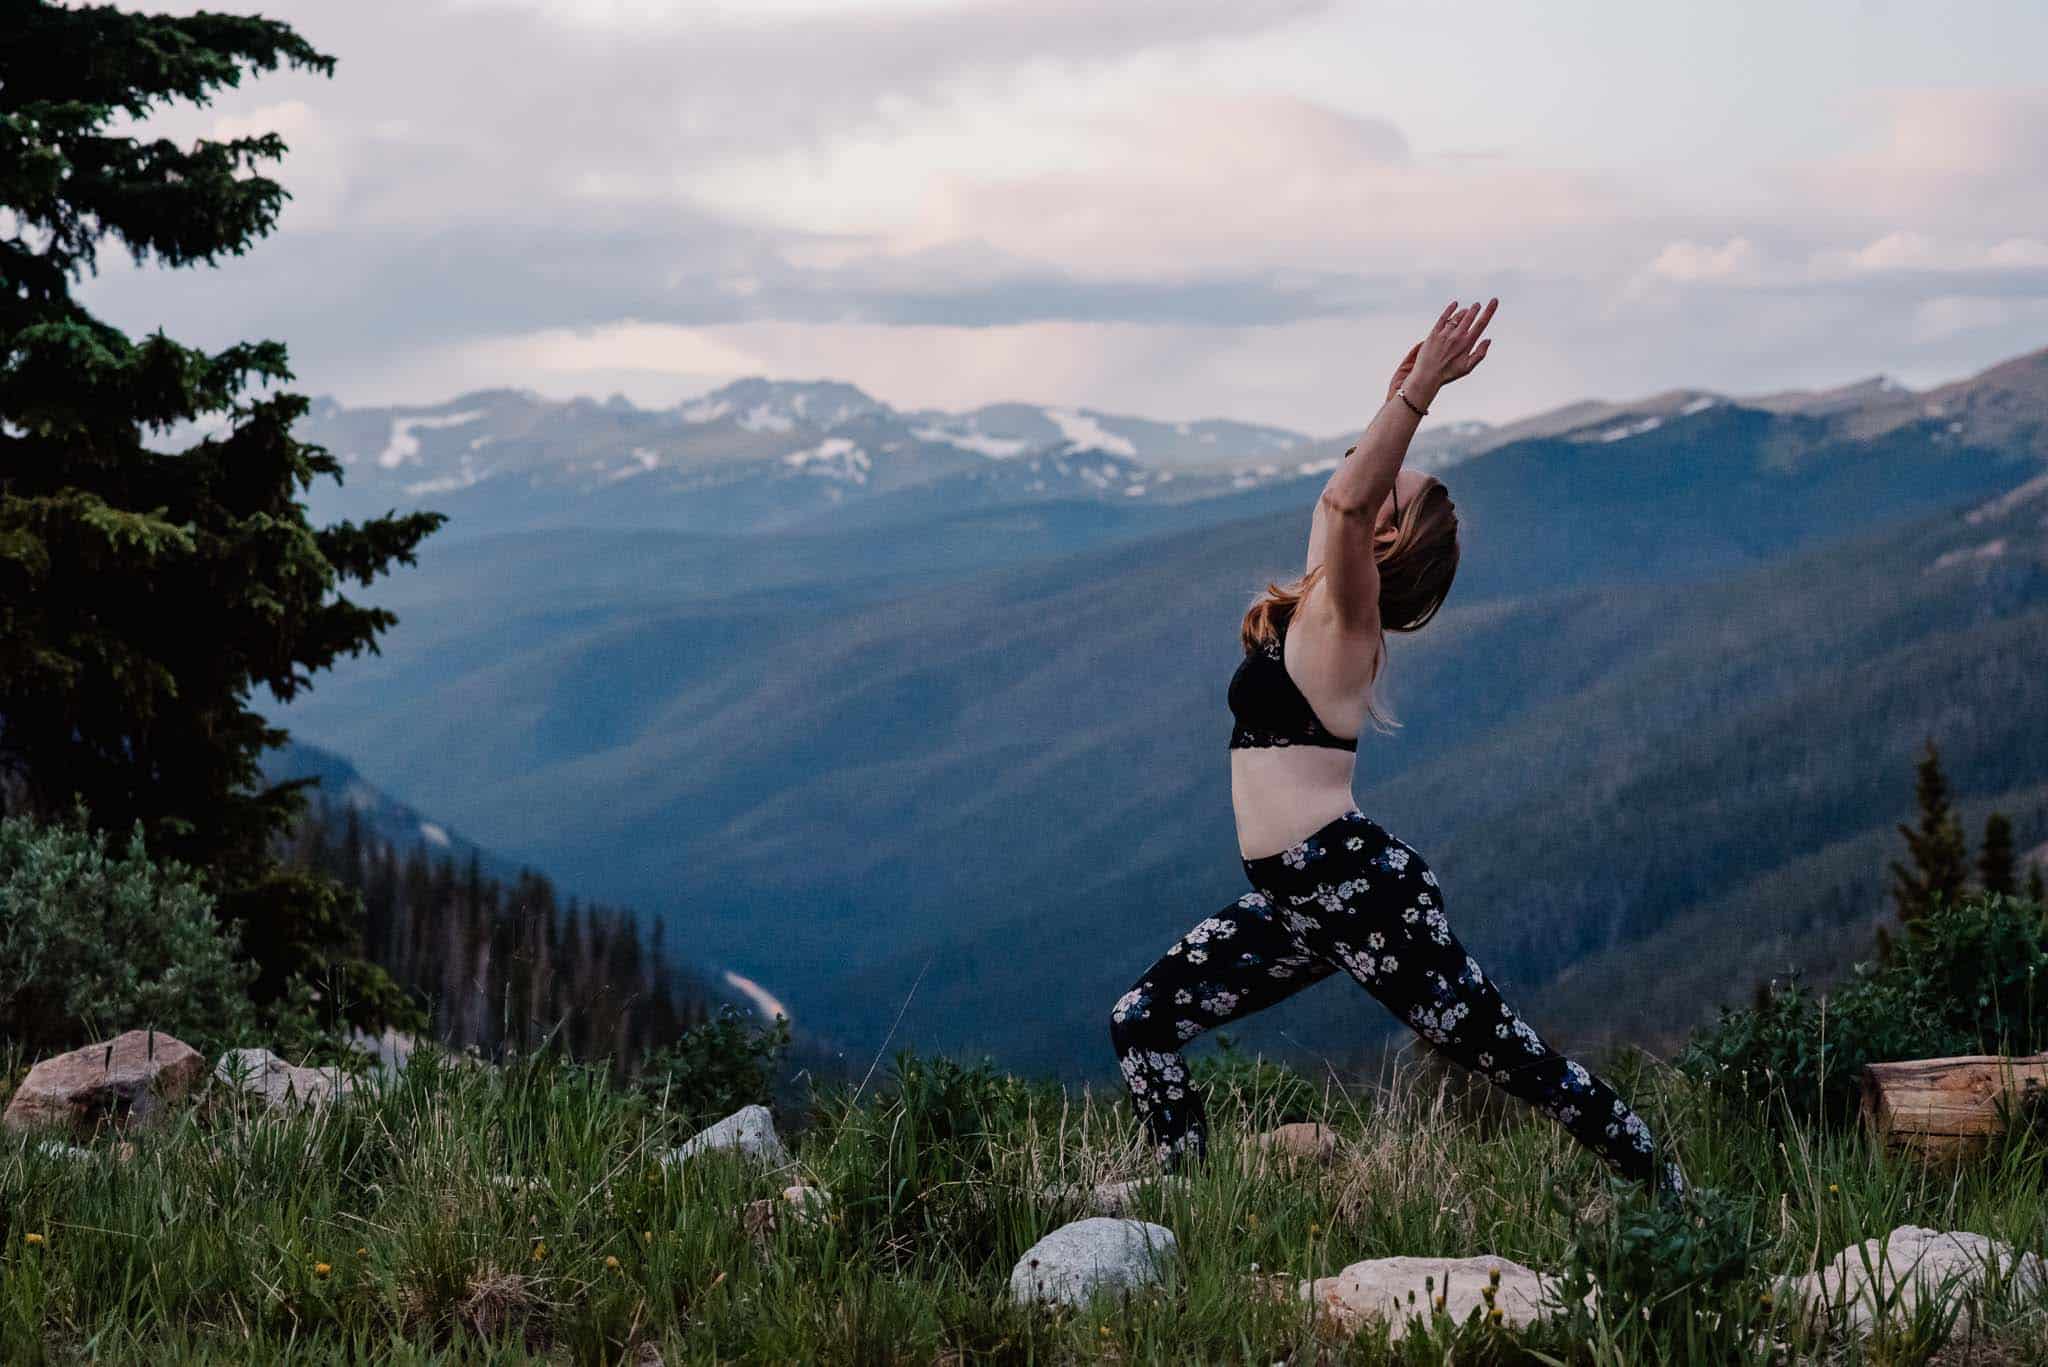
[1045,1175,1191,1216]
[1300,1255,1568,1340]
[214,1048,353,1110]
[1009,1217,1179,1307]
[346,1026,417,1079]
[1245,1122,1339,1168]
[1783,1225,2048,1336]
[2,1030,206,1134]
[781,1184,831,1222]
[661,1105,788,1168]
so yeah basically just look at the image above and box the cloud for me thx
[1645,236,1759,284]
[69,6,2048,432]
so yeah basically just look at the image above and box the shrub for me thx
[0,803,257,1053]
[1679,891,2047,1127]
[632,1004,791,1129]
[1546,1177,1771,1356]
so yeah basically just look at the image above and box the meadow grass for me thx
[3,1041,2046,1364]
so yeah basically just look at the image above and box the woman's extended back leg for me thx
[1108,890,1333,1169]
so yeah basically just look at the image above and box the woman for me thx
[1108,299,1685,1201]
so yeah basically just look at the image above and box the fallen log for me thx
[1860,1052,2048,1159]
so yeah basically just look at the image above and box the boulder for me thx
[1782,1225,2047,1336]
[2,1030,205,1134]
[1010,1217,1178,1307]
[661,1104,788,1168]
[214,1048,353,1110]
[1300,1254,1568,1340]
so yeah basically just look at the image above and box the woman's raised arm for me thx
[1310,299,1495,632]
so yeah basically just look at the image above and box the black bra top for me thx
[1227,612,1358,752]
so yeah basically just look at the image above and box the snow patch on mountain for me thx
[378,410,487,469]
[911,424,1033,459]
[1680,396,1720,416]
[783,438,872,483]
[1592,415,1665,443]
[739,404,796,434]
[680,396,732,424]
[1045,408,1138,458]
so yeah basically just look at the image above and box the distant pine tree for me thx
[1979,811,2017,896]
[1889,738,1967,929]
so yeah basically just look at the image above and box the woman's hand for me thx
[1404,297,1497,404]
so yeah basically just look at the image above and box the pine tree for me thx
[1978,811,2016,896]
[1889,738,1968,928]
[0,4,444,1026]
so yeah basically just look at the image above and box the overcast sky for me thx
[76,0,2048,432]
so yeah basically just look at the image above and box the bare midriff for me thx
[1231,746,1361,861]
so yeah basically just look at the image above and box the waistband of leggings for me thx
[1242,808,1386,885]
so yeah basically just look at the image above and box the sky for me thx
[74,0,2048,434]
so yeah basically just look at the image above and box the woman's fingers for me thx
[1458,297,1497,349]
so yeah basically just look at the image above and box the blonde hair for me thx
[1239,473,1460,735]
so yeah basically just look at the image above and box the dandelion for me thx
[532,1242,547,1262]
[1099,1326,1110,1337]
[23,1233,44,1247]
[356,1247,367,1257]
[313,1262,332,1278]
[1488,1306,1504,1325]
[643,1230,653,1243]
[1828,1183,1839,1194]
[605,1255,621,1270]
[1489,1265,1501,1286]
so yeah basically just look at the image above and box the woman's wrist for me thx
[1403,374,1444,410]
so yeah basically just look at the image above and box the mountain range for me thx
[262,344,2048,1076]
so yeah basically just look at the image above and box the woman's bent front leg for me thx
[1109,890,1333,1169]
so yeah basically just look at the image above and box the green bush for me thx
[1546,1177,1771,1357]
[0,803,256,1054]
[1679,892,2047,1127]
[632,1004,791,1129]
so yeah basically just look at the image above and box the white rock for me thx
[1300,1255,1571,1340]
[1784,1225,2047,1336]
[346,1027,417,1078]
[660,1104,788,1168]
[214,1048,352,1110]
[1010,1217,1178,1307]
[1046,1175,1191,1216]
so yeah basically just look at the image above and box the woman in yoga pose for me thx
[1109,299,1685,1200]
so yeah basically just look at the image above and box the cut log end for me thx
[1861,1052,2048,1159]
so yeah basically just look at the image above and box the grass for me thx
[3,1041,2047,1364]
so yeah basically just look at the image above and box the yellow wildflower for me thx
[532,1242,547,1262]
[313,1263,332,1278]
[24,1233,45,1247]
[605,1255,621,1270]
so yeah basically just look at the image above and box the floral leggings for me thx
[1109,809,1685,1199]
